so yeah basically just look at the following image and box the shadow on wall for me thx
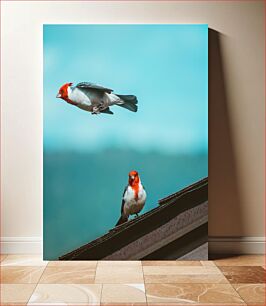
[208,29,243,243]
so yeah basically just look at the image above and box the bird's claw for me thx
[92,102,105,115]
[92,107,101,115]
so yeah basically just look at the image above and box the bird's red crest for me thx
[57,83,73,99]
[59,82,72,93]
[128,170,140,200]
[129,170,138,177]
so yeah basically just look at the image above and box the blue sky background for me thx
[44,24,208,154]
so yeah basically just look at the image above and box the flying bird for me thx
[56,82,138,115]
[116,170,146,226]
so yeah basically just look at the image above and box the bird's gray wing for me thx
[121,186,127,215]
[76,82,113,94]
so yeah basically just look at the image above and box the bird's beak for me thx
[131,175,135,180]
[56,93,61,98]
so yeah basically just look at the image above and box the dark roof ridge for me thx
[159,177,208,205]
[59,177,208,260]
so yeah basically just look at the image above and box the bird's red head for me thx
[128,170,139,186]
[56,83,73,100]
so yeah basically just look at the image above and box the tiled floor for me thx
[0,254,265,305]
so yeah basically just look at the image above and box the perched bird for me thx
[56,82,138,115]
[116,170,146,226]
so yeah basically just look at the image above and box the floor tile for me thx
[143,265,224,275]
[95,263,143,283]
[233,284,265,303]
[101,284,146,303]
[1,266,45,284]
[39,266,96,284]
[145,283,245,304]
[28,284,102,304]
[1,284,36,303]
[0,254,8,261]
[101,304,146,306]
[1,304,27,306]
[98,260,141,266]
[200,260,217,266]
[48,260,97,267]
[143,265,228,284]
[142,260,201,266]
[214,255,265,266]
[219,266,265,284]
[1,255,48,267]
[147,302,246,306]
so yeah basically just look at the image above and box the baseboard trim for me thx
[0,237,42,254]
[209,236,265,255]
[1,236,265,255]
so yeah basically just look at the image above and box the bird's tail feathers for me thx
[115,215,128,226]
[116,95,138,112]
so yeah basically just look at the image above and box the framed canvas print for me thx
[43,24,208,260]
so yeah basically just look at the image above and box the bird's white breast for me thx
[68,87,92,106]
[123,183,146,216]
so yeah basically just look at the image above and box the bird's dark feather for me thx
[120,186,127,214]
[76,82,113,94]
[100,107,114,115]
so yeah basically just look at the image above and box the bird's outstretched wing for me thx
[76,82,113,94]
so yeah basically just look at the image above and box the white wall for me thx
[1,1,265,254]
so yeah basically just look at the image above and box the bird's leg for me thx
[91,106,101,115]
[91,101,106,114]
[135,213,139,217]
[98,100,106,110]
